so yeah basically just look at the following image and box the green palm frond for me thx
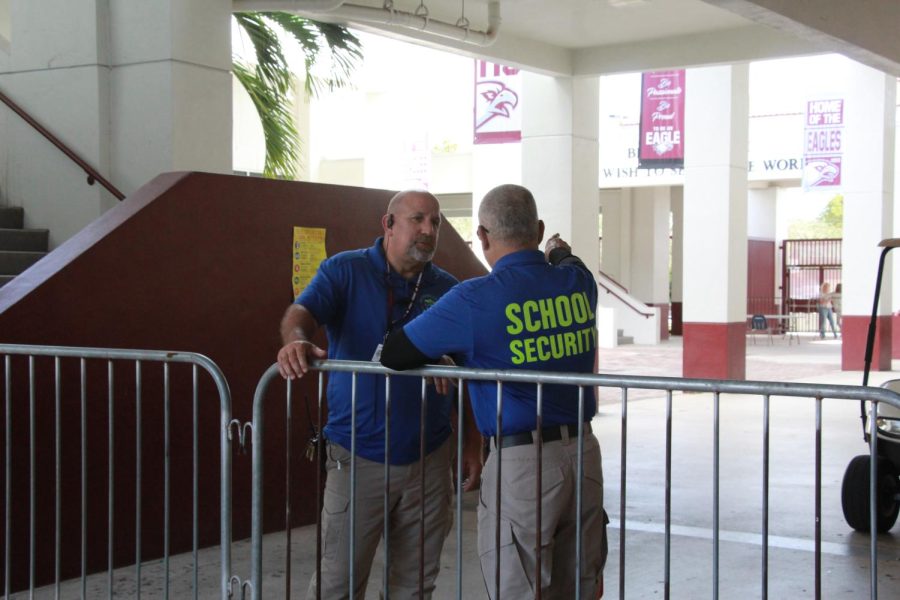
[233,60,301,179]
[233,12,362,179]
[261,12,363,96]
[233,13,292,96]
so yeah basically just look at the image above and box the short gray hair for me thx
[478,184,540,246]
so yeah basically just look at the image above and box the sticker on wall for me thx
[292,227,327,299]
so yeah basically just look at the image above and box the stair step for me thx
[618,335,634,345]
[0,250,46,273]
[0,207,24,229]
[0,228,49,251]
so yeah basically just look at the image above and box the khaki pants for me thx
[306,438,453,600]
[477,430,607,600]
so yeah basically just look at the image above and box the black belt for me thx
[491,422,593,450]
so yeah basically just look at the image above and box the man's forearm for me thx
[280,304,318,344]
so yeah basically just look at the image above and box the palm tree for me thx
[233,12,362,179]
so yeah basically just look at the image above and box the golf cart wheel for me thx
[841,454,900,532]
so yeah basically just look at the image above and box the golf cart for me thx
[840,239,900,532]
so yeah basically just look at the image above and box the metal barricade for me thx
[0,344,234,599]
[250,359,900,600]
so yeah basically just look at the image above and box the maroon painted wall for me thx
[0,172,488,591]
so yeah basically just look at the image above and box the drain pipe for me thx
[233,0,501,47]
[234,0,347,11]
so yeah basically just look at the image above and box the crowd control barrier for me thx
[0,344,234,599]
[250,359,900,600]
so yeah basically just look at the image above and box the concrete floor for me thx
[19,334,900,598]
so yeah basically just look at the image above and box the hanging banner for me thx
[803,98,843,189]
[638,70,685,168]
[292,227,327,299]
[474,60,522,144]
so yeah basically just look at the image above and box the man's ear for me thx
[537,220,545,244]
[382,213,392,232]
[478,228,490,252]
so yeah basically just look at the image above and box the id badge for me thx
[371,344,383,362]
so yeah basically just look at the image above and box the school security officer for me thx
[381,184,607,599]
[277,190,482,600]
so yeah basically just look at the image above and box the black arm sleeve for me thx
[380,328,433,371]
[548,247,590,273]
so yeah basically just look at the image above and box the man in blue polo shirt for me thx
[277,190,482,600]
[381,184,607,599]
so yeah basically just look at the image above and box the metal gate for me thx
[0,344,234,599]
[249,359,899,600]
[782,238,842,332]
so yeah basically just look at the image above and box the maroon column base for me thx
[842,315,892,371]
[683,322,746,380]
[670,302,683,336]
[648,303,670,340]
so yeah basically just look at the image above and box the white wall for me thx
[748,187,776,239]
[0,0,231,248]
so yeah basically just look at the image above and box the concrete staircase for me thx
[0,207,49,288]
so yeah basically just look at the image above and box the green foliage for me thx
[787,194,843,239]
[232,13,362,179]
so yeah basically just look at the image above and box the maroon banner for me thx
[638,70,685,168]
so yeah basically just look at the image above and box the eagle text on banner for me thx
[803,98,843,189]
[638,70,685,168]
[292,227,327,299]
[474,60,522,144]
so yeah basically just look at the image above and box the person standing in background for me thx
[817,281,838,339]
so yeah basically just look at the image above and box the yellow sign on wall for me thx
[292,227,327,299]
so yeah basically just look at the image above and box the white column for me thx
[839,62,895,370]
[521,73,600,276]
[630,186,671,338]
[109,1,231,194]
[671,186,684,334]
[682,64,749,379]
[599,188,630,287]
[630,186,670,302]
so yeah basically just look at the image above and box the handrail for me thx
[598,268,630,294]
[596,278,654,319]
[0,88,126,201]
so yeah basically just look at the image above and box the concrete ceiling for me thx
[234,0,900,77]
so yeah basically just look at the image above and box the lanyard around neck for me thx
[385,267,424,335]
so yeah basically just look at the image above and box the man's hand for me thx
[277,340,327,380]
[544,232,571,260]
[427,355,458,396]
[460,424,483,492]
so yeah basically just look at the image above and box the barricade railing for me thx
[0,344,234,599]
[250,359,900,600]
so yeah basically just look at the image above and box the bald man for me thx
[277,190,482,599]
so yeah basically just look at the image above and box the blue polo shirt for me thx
[296,237,457,464]
[402,249,598,437]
